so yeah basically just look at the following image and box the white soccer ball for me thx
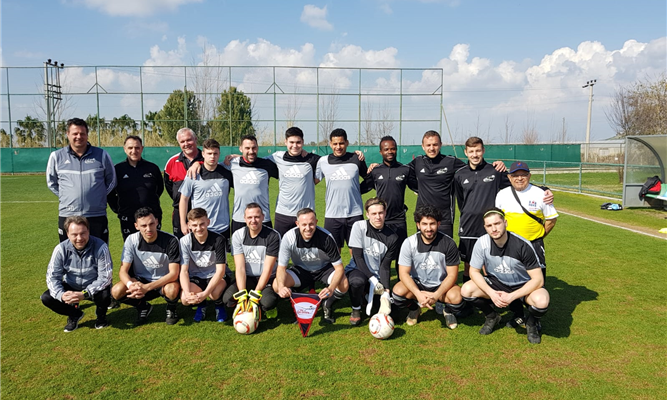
[368,313,394,340]
[233,311,258,334]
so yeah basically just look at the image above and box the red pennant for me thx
[290,293,322,337]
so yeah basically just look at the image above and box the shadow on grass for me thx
[543,275,598,338]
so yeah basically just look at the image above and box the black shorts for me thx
[132,276,167,301]
[274,213,297,238]
[413,279,440,293]
[324,215,364,248]
[231,220,273,235]
[119,214,162,241]
[483,275,527,294]
[531,237,547,268]
[189,275,231,291]
[59,215,109,244]
[437,223,454,239]
[287,265,335,290]
[385,219,408,253]
[171,208,184,239]
[458,238,478,263]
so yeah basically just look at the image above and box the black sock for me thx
[509,299,524,317]
[392,293,416,309]
[445,301,464,314]
[466,297,494,316]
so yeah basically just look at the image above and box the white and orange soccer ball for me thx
[369,313,394,339]
[233,311,258,334]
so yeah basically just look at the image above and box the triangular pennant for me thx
[290,293,322,337]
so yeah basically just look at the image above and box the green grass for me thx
[2,176,666,399]
[532,171,623,197]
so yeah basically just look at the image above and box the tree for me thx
[0,128,11,147]
[318,89,339,144]
[14,116,46,147]
[110,114,138,136]
[157,90,201,144]
[211,86,255,146]
[520,114,539,144]
[189,43,228,139]
[606,74,667,137]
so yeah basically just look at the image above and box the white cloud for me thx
[301,5,334,31]
[123,21,169,38]
[379,3,393,14]
[73,0,202,17]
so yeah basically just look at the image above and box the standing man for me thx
[179,208,230,323]
[361,136,416,264]
[111,207,181,326]
[108,135,164,241]
[164,127,203,239]
[408,130,504,239]
[496,161,558,328]
[461,208,550,344]
[315,128,368,253]
[391,205,464,329]
[273,208,349,323]
[178,139,233,239]
[41,216,113,332]
[266,127,321,238]
[46,118,116,243]
[347,198,399,325]
[223,203,281,319]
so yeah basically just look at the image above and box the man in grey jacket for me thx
[41,216,113,332]
[46,118,116,243]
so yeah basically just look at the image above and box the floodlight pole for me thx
[582,79,596,162]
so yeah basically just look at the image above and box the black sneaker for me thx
[135,303,153,326]
[64,312,85,332]
[322,305,335,324]
[506,313,526,329]
[95,318,109,330]
[479,313,501,335]
[107,298,120,310]
[527,323,542,344]
[349,309,362,326]
[165,309,179,325]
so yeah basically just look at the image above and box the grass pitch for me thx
[1,175,665,399]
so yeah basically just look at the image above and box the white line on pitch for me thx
[560,211,667,241]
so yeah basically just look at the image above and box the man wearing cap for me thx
[495,161,558,329]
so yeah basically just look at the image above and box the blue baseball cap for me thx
[509,161,530,173]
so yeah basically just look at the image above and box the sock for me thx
[445,301,464,314]
[465,296,494,316]
[526,304,548,326]
[166,298,178,312]
[392,293,416,309]
[509,299,524,317]
[197,300,208,309]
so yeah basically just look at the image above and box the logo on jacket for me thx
[483,175,496,182]
[284,165,304,178]
[436,168,447,175]
[84,158,97,164]
[329,167,351,181]
[396,174,405,181]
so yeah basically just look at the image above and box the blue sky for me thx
[2,0,666,143]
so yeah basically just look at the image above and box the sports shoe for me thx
[378,296,392,315]
[479,313,501,335]
[444,312,458,330]
[322,305,335,324]
[435,302,444,315]
[107,298,120,310]
[264,308,278,320]
[165,309,179,325]
[506,313,526,329]
[215,305,227,322]
[135,303,153,326]
[406,308,421,326]
[94,318,109,330]
[64,311,85,332]
[193,305,206,323]
[527,323,542,344]
[349,309,362,326]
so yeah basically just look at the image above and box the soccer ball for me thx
[368,313,394,339]
[233,311,258,334]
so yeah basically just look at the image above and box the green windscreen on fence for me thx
[0,144,581,174]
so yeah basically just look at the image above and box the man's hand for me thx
[278,287,292,298]
[318,287,332,300]
[194,292,209,303]
[415,291,433,309]
[183,291,198,304]
[491,160,507,172]
[186,162,202,179]
[224,154,241,166]
[489,291,509,308]
[127,281,147,299]
[543,189,554,205]
[497,291,516,306]
[367,163,380,173]
[181,225,190,236]
[354,150,365,162]
[61,291,82,305]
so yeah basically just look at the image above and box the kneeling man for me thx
[273,208,349,323]
[461,207,550,344]
[41,216,113,332]
[179,208,230,323]
[111,207,181,325]
[392,205,464,328]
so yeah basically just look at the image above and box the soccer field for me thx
[1,175,665,399]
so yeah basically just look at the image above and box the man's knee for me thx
[460,280,478,298]
[347,271,366,289]
[527,288,550,309]
[40,290,55,306]
[111,282,127,300]
[445,285,462,303]
[163,282,180,300]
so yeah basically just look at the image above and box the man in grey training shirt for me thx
[111,207,181,326]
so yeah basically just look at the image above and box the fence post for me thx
[578,163,583,194]
[542,161,546,185]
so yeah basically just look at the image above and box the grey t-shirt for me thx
[122,231,181,282]
[179,166,233,233]
[315,153,367,218]
[227,157,279,223]
[231,225,281,277]
[180,231,228,279]
[278,227,342,272]
[398,232,460,288]
[469,232,541,287]
[266,151,320,217]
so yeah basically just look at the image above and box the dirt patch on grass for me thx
[558,206,667,239]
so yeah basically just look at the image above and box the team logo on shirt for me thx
[204,182,224,198]
[195,253,215,268]
[240,171,260,184]
[377,175,384,180]
[418,255,439,271]
[246,249,262,264]
[436,167,448,175]
[143,173,153,178]
[494,260,512,274]
[419,168,426,173]
[395,174,405,181]
[84,158,97,164]
[483,175,496,182]
[302,250,320,261]
[64,159,71,164]
[329,167,352,181]
[123,174,130,179]
[528,201,537,209]
[143,255,163,269]
[364,242,382,258]
[463,179,469,184]
[284,165,305,178]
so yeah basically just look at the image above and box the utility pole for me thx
[44,59,64,148]
[582,79,596,162]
